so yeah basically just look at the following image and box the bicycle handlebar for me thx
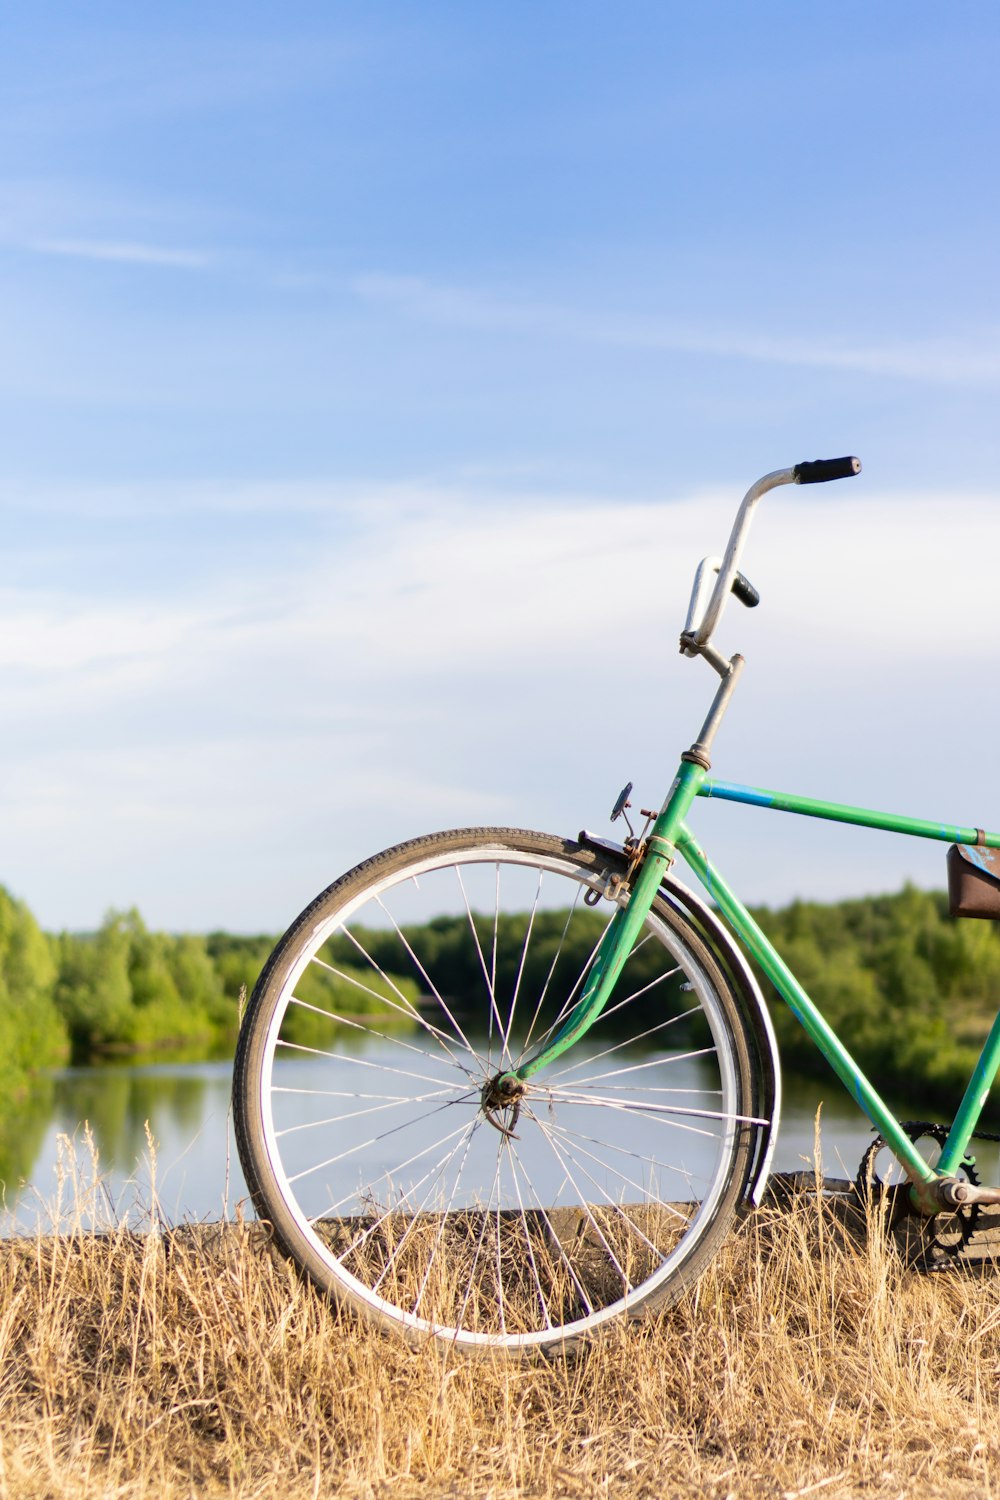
[794,455,862,484]
[681,455,862,659]
[730,571,760,608]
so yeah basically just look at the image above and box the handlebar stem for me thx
[682,652,746,770]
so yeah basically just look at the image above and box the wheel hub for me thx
[481,1072,525,1138]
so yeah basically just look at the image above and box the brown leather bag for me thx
[947,836,1000,918]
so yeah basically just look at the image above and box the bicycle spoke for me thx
[544,1015,707,1084]
[328,1118,482,1267]
[275,1038,461,1091]
[548,1042,716,1087]
[593,963,683,1025]
[533,1087,733,1143]
[409,1124,482,1316]
[525,1111,683,1258]
[541,1085,767,1127]
[273,1083,457,1099]
[519,882,587,1052]
[290,1105,474,1187]
[489,864,500,1068]
[501,866,544,1063]
[308,1117,481,1234]
[368,1119,480,1303]
[367,896,481,1061]
[453,1143,506,1334]
[514,909,615,1066]
[527,1112,632,1293]
[531,1110,711,1205]
[537,1107,705,1212]
[337,921,479,1068]
[505,1147,554,1332]
[494,1194,507,1336]
[455,865,509,1065]
[287,991,478,1082]
[275,1086,463,1137]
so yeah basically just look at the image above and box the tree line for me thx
[4,880,1000,1120]
[0,894,421,1113]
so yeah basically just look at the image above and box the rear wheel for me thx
[233,828,764,1354]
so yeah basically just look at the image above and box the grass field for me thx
[2,1145,1000,1499]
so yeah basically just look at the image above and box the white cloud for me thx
[0,477,995,929]
[226,483,1000,675]
[0,481,994,699]
[0,594,214,672]
[27,237,211,269]
[353,273,1000,387]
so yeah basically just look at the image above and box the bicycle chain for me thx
[856,1120,988,1259]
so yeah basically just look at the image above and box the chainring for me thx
[856,1120,981,1262]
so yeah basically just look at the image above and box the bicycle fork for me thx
[490,760,707,1112]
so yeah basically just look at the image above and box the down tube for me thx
[674,825,937,1188]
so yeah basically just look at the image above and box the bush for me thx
[0,887,68,1097]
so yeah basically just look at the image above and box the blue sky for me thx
[1,3,999,931]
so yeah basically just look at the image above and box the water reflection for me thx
[46,1066,210,1170]
[0,1061,247,1234]
[0,1076,56,1188]
[0,1053,937,1235]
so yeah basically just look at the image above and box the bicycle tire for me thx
[233,827,763,1355]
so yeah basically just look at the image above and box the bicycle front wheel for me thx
[233,828,763,1354]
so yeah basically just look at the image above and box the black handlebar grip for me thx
[730,571,760,608]
[793,456,862,484]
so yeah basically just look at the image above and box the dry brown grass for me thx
[3,1147,1000,1499]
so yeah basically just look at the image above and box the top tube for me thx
[699,777,1000,847]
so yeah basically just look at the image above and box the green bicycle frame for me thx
[513,762,1000,1200]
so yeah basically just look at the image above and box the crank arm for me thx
[909,1175,1000,1214]
[936,1179,1000,1208]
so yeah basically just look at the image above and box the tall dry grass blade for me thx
[3,1138,1000,1496]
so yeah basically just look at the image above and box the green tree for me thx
[53,914,133,1057]
[0,885,67,1087]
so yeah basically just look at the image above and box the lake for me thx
[0,1048,926,1236]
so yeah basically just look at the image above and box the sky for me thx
[1,2,999,932]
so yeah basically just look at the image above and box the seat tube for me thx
[939,1008,1000,1175]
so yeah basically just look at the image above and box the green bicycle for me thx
[233,455,1000,1355]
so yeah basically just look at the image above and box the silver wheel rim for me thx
[251,840,752,1350]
